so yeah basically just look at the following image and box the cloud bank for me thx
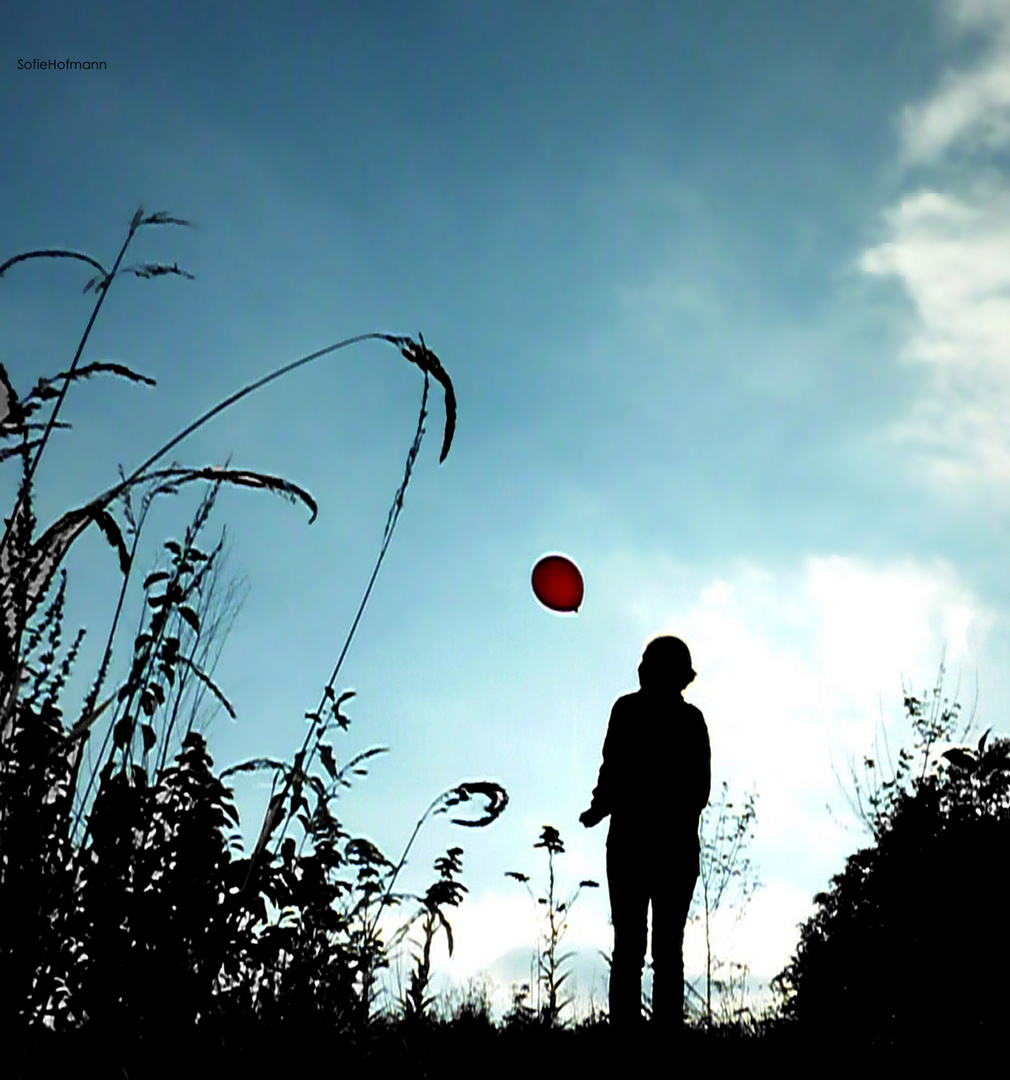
[862,0,1010,488]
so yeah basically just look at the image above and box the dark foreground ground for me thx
[17,1013,992,1080]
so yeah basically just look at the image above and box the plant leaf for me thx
[92,509,130,574]
[125,261,195,282]
[140,465,318,523]
[175,655,235,718]
[384,335,456,463]
[140,211,193,227]
[218,757,290,780]
[447,780,509,827]
[113,716,134,749]
[23,363,156,406]
[942,748,977,772]
[333,745,389,787]
[1,498,130,651]
[0,363,24,433]
[433,905,454,957]
[0,439,43,464]
[251,791,286,863]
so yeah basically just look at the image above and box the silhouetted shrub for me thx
[773,697,1010,1048]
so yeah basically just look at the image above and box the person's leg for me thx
[650,844,699,1032]
[607,841,649,1030]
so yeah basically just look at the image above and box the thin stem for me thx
[362,788,443,947]
[0,222,138,565]
[248,373,429,888]
[121,333,387,499]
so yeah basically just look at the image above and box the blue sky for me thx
[5,0,1010,1020]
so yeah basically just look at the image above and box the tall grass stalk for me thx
[0,210,512,1077]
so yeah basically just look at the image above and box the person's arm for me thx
[580,699,623,827]
[689,707,712,816]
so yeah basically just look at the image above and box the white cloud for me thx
[861,4,1010,488]
[901,0,1010,165]
[646,555,993,819]
[901,46,1010,164]
[574,550,995,1009]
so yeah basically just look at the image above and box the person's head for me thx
[638,635,695,693]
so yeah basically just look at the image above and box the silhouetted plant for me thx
[391,846,467,1023]
[431,974,495,1033]
[687,779,761,1029]
[355,782,506,1025]
[771,668,1010,1049]
[832,657,977,843]
[506,825,598,1028]
[0,209,517,1077]
[502,980,538,1030]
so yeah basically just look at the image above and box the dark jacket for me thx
[587,689,711,849]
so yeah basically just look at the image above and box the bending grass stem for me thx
[0,219,139,564]
[241,372,430,895]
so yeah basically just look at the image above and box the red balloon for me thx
[531,554,584,613]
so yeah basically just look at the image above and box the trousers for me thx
[607,835,699,1029]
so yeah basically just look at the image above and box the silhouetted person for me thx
[580,636,710,1034]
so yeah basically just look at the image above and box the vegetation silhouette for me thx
[0,210,506,1079]
[505,824,599,1029]
[687,778,760,1030]
[772,665,1010,1055]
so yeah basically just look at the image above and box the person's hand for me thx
[579,809,597,828]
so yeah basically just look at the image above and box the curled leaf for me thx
[446,780,509,827]
[383,334,456,463]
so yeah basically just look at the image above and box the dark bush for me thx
[773,709,1010,1049]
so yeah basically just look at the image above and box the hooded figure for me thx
[580,635,711,1034]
